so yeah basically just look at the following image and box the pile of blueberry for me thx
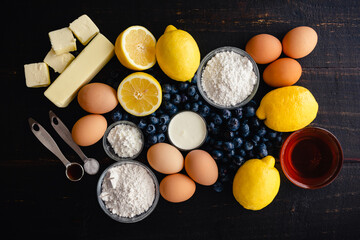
[110,77,283,193]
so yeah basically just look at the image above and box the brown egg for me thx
[160,173,196,203]
[185,150,218,186]
[71,114,107,146]
[147,143,184,174]
[245,34,282,64]
[263,58,302,87]
[77,83,118,114]
[282,26,318,59]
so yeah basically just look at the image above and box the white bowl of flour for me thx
[97,160,159,223]
[196,46,260,109]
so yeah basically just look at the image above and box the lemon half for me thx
[117,72,162,116]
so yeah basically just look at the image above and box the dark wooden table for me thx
[2,0,360,239]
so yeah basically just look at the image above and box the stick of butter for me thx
[44,33,114,108]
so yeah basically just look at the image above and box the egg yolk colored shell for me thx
[282,26,318,59]
[245,34,282,64]
[263,58,302,87]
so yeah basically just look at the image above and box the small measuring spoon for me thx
[28,118,84,181]
[49,111,100,175]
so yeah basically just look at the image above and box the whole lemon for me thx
[256,86,318,132]
[233,156,280,211]
[156,25,200,82]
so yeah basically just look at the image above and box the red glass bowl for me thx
[280,127,343,189]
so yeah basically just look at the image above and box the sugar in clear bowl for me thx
[102,121,145,161]
[196,46,260,109]
[97,160,160,223]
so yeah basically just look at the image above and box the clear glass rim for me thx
[196,46,260,110]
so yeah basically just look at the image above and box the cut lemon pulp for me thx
[118,72,162,116]
[115,26,156,70]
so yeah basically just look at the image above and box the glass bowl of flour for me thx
[103,121,145,161]
[97,160,160,223]
[196,46,260,109]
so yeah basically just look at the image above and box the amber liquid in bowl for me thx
[281,127,343,189]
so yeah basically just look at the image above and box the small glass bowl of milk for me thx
[167,111,208,151]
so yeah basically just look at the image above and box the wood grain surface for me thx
[2,0,359,239]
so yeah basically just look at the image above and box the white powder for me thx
[107,124,143,158]
[99,163,155,218]
[201,51,257,107]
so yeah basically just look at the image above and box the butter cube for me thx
[44,33,114,108]
[69,15,99,45]
[24,62,50,88]
[44,49,75,73]
[48,27,77,55]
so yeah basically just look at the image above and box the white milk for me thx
[168,111,207,150]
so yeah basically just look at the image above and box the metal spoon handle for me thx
[28,118,71,167]
[49,110,87,161]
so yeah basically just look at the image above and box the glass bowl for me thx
[102,121,144,161]
[196,46,260,109]
[97,160,160,223]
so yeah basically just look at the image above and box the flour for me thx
[99,163,155,218]
[201,51,257,107]
[107,124,143,158]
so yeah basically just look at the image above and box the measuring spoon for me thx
[49,111,100,175]
[28,118,84,181]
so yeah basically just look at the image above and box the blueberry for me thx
[158,124,167,133]
[244,140,253,151]
[223,141,235,151]
[168,105,178,115]
[244,105,256,117]
[208,122,216,133]
[157,133,166,143]
[220,174,231,183]
[233,137,243,148]
[180,93,188,103]
[226,149,235,158]
[191,75,198,84]
[191,102,199,112]
[211,150,223,160]
[191,93,200,102]
[170,85,179,94]
[164,102,175,111]
[227,117,240,131]
[239,123,250,137]
[122,113,130,121]
[218,164,228,177]
[159,114,170,125]
[246,150,255,159]
[213,181,224,192]
[187,85,197,97]
[257,127,267,137]
[258,148,268,158]
[149,116,159,125]
[163,93,171,102]
[146,124,156,135]
[179,82,189,91]
[138,119,147,129]
[214,140,223,149]
[172,94,182,105]
[184,103,191,110]
[251,134,260,143]
[221,109,232,120]
[233,107,243,118]
[266,131,277,139]
[162,84,172,93]
[212,114,223,125]
[222,130,234,141]
[147,135,158,145]
[197,100,203,105]
[275,135,283,146]
[199,105,210,117]
[233,155,245,166]
[112,111,122,121]
[249,117,260,129]
[237,148,246,157]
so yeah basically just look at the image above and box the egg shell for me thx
[71,114,107,146]
[147,143,184,174]
[185,149,218,186]
[282,26,318,59]
[159,173,196,203]
[77,83,118,114]
[245,34,282,64]
[263,58,302,87]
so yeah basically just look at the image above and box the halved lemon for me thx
[115,26,156,70]
[118,72,162,116]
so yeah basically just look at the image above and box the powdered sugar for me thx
[201,51,257,107]
[99,163,155,218]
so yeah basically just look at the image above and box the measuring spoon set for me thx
[29,111,100,181]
